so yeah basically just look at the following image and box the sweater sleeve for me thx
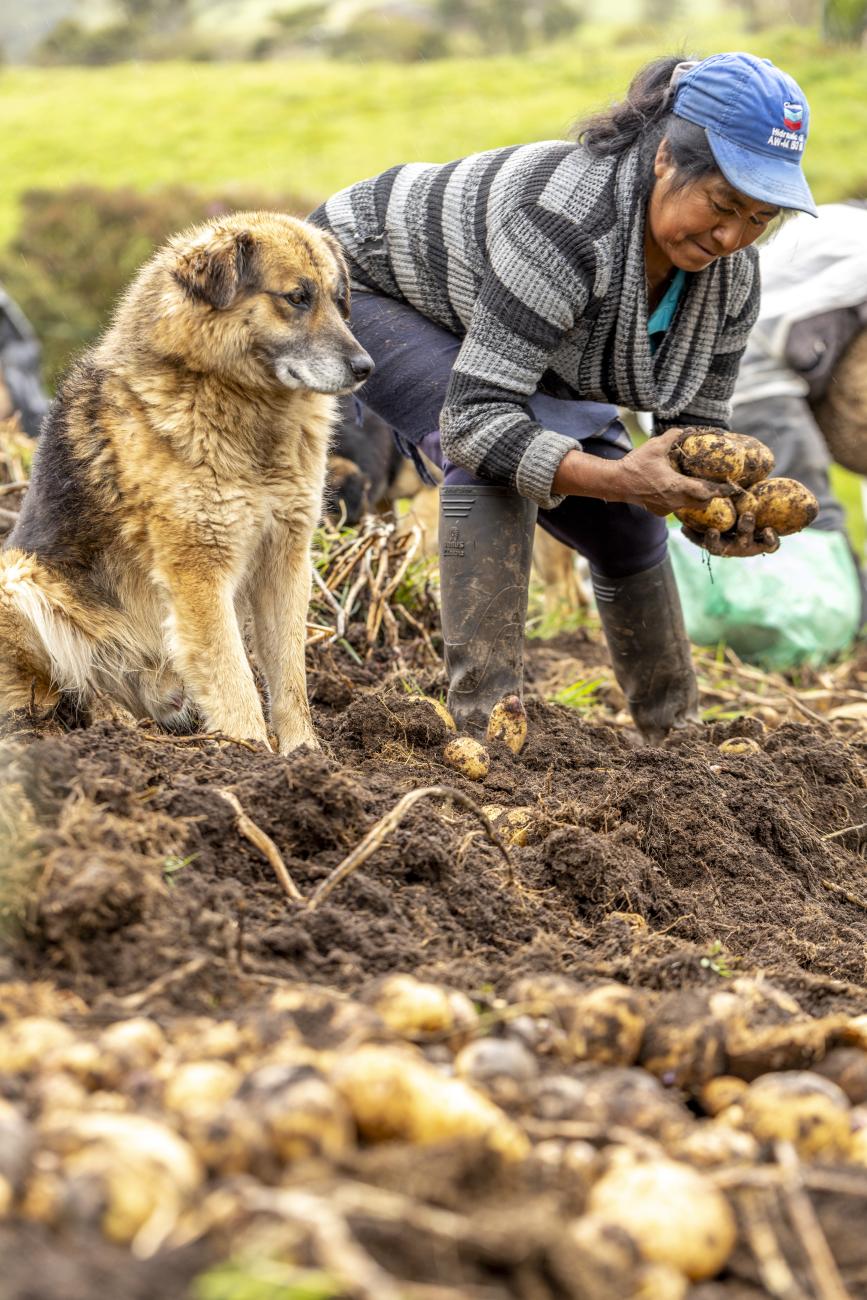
[659,251,761,434]
[438,204,597,509]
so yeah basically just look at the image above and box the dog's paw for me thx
[278,730,320,756]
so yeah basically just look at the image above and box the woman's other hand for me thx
[681,504,781,557]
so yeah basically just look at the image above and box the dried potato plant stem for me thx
[738,1187,807,1300]
[307,785,513,910]
[216,788,303,903]
[775,1142,852,1300]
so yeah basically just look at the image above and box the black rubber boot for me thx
[439,484,537,735]
[592,555,700,745]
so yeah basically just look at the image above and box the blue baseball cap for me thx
[672,52,817,217]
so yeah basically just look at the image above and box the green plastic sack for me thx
[667,524,862,670]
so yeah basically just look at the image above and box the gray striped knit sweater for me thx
[310,138,760,508]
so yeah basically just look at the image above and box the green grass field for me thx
[1,21,866,246]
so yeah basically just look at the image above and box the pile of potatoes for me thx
[670,427,819,540]
[4,970,867,1290]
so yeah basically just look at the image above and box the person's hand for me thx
[681,503,780,557]
[605,428,736,517]
[553,427,735,514]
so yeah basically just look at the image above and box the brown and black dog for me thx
[0,212,372,752]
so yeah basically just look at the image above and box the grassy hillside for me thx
[1,23,864,246]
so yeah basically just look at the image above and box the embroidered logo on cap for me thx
[783,101,803,130]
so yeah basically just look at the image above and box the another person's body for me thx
[669,203,867,668]
[311,52,817,740]
[0,285,49,439]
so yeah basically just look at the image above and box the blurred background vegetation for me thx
[0,0,865,386]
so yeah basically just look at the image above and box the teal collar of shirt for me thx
[648,269,687,352]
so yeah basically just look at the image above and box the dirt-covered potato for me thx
[732,435,775,487]
[371,973,478,1040]
[454,1037,538,1088]
[331,1044,530,1159]
[487,695,528,754]
[640,992,727,1090]
[588,1156,737,1280]
[674,497,737,534]
[568,984,647,1067]
[668,1122,759,1168]
[671,430,746,483]
[482,805,535,847]
[252,1069,355,1164]
[738,1071,852,1157]
[718,737,762,756]
[750,478,819,535]
[733,489,758,517]
[408,694,456,732]
[179,1100,271,1176]
[815,1048,867,1105]
[443,736,490,780]
[98,1018,166,1073]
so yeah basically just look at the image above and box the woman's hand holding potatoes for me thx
[554,428,736,516]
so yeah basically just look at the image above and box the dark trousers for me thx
[350,290,668,579]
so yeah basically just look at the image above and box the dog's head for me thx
[150,212,373,395]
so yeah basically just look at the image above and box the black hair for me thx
[574,54,718,190]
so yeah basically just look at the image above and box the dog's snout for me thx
[350,351,374,382]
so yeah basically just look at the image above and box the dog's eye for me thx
[283,288,310,308]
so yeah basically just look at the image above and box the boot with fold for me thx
[439,484,537,735]
[592,555,700,744]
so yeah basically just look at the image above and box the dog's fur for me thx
[0,212,372,752]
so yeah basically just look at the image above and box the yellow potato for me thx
[163,1060,241,1119]
[751,478,819,535]
[718,737,761,756]
[483,806,534,847]
[739,1071,851,1158]
[331,1044,529,1159]
[568,984,647,1067]
[372,973,478,1039]
[733,435,775,487]
[408,694,456,731]
[589,1157,737,1281]
[672,430,746,483]
[675,497,737,534]
[699,1076,748,1117]
[0,1017,75,1074]
[733,489,758,517]
[443,736,490,780]
[486,695,528,754]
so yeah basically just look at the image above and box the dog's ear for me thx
[173,229,257,309]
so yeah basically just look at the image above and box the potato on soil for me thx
[454,1038,538,1090]
[668,1122,759,1168]
[98,1018,166,1073]
[331,1044,530,1159]
[815,1047,867,1105]
[588,1157,737,1281]
[674,497,737,534]
[443,736,490,780]
[487,695,528,754]
[0,1017,76,1073]
[751,478,819,534]
[568,983,647,1067]
[738,1071,851,1157]
[407,694,456,732]
[671,430,746,483]
[640,992,727,1089]
[162,1060,242,1119]
[177,1101,270,1177]
[245,1066,355,1164]
[371,973,478,1040]
[699,1076,748,1116]
[718,737,761,756]
[482,805,535,847]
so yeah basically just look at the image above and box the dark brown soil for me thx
[4,651,867,1018]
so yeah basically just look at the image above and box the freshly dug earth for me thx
[5,628,867,1298]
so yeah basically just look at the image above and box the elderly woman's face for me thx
[646,141,779,276]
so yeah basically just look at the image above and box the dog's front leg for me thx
[250,527,318,754]
[161,566,269,745]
